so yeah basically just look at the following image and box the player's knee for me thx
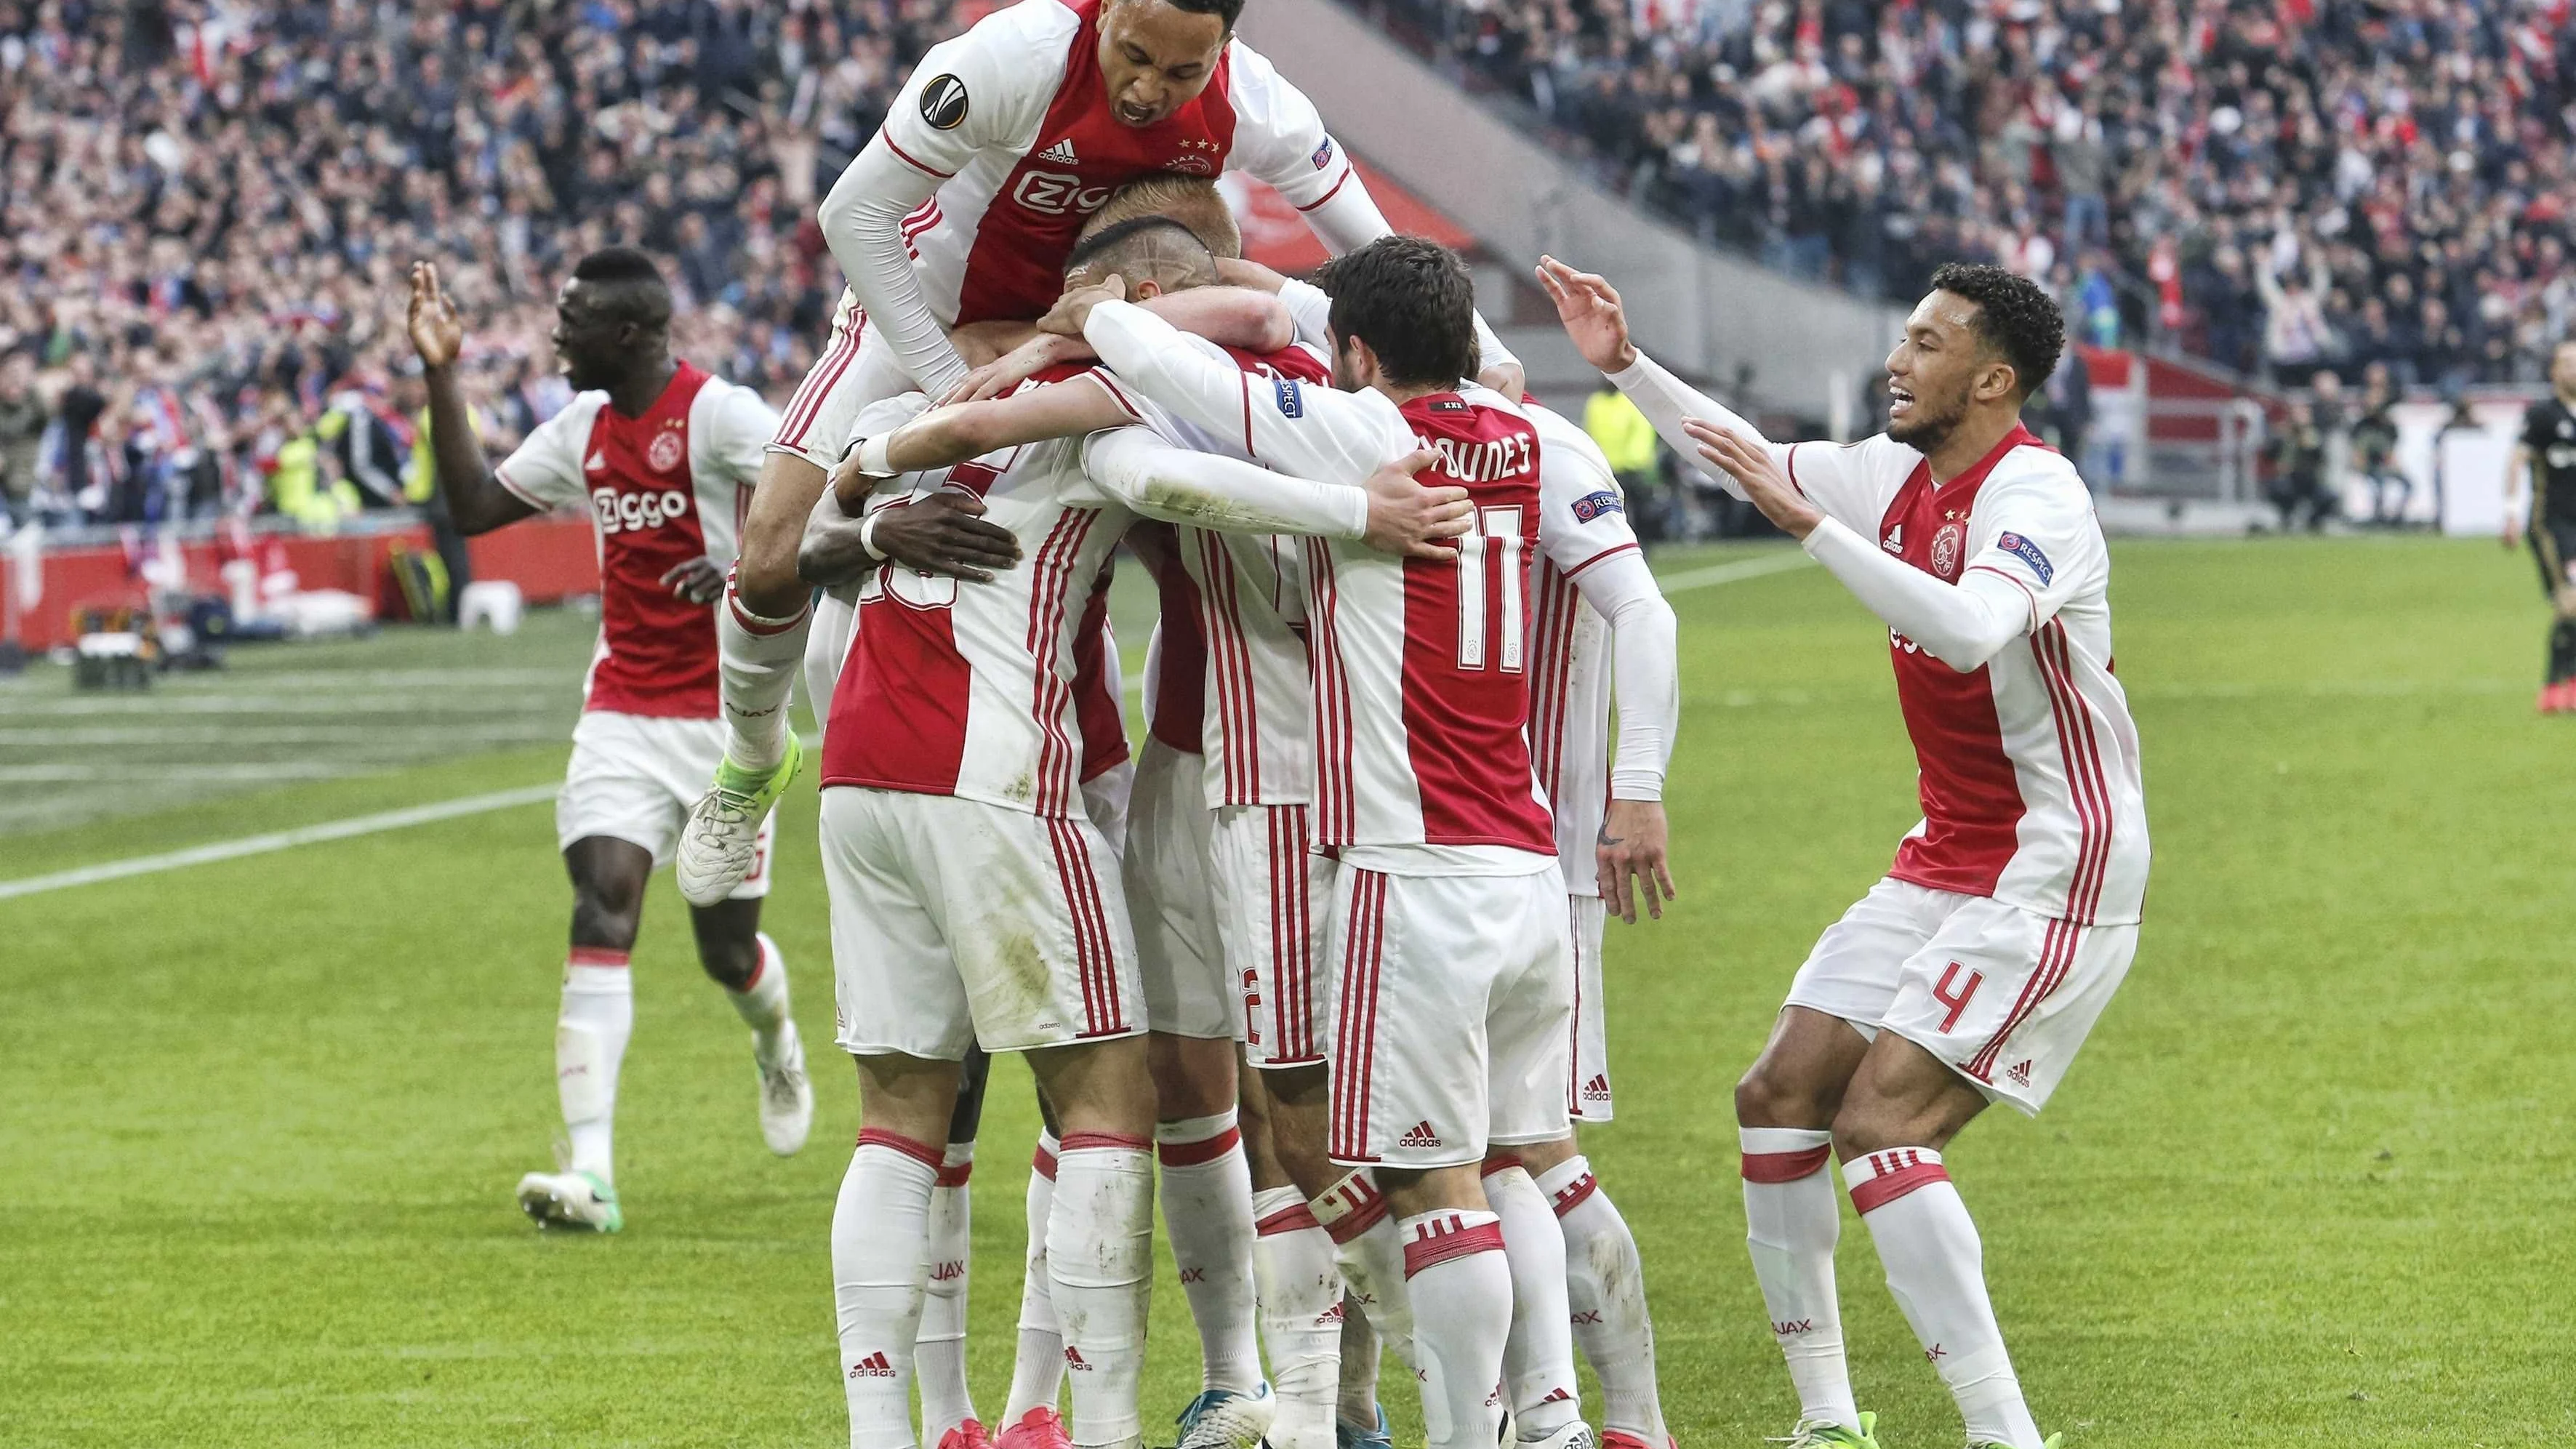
[568,880,645,952]
[692,931,761,990]
[1828,1095,1939,1160]
[1735,1058,1833,1129]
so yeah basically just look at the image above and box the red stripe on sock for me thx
[1849,1160,1951,1214]
[856,1128,944,1172]
[1156,1127,1243,1168]
[1320,1192,1389,1245]
[1741,1146,1834,1183]
[1255,1202,1323,1236]
[1032,1144,1059,1181]
[1479,1151,1522,1178]
[1547,1173,1600,1219]
[1058,1131,1151,1154]
[1402,1220,1505,1277]
[934,1160,974,1188]
[566,947,630,968]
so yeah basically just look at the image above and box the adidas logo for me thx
[847,1351,896,1378]
[2006,1059,2034,1088]
[586,451,607,473]
[1316,1302,1345,1326]
[1063,1346,1094,1371]
[1036,137,1078,164]
[1581,1073,1611,1101]
[1538,1387,1573,1405]
[1397,1120,1442,1149]
[1882,523,1903,554]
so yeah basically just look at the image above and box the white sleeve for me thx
[1536,426,1642,577]
[1223,44,1352,212]
[815,23,1042,397]
[1280,278,1334,353]
[1802,518,2031,672]
[492,398,593,510]
[1570,549,1678,800]
[1080,425,1368,539]
[701,383,781,486]
[1606,349,1914,532]
[1083,299,1403,483]
[1955,460,2109,631]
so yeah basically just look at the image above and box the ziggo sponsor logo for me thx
[593,487,693,535]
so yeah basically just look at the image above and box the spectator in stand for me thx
[0,354,43,526]
[2349,361,2409,526]
[2263,398,2337,533]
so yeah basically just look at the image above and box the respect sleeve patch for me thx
[1993,531,2054,585]
[1570,489,1623,523]
[1273,378,1304,417]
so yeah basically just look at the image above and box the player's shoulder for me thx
[946,0,1081,62]
[533,389,609,438]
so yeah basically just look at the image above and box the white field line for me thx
[1653,550,1816,593]
[0,763,361,784]
[0,784,561,902]
[0,723,567,747]
[0,694,574,716]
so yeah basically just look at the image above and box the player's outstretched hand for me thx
[408,262,463,369]
[1359,449,1471,561]
[660,557,726,605]
[1595,798,1676,925]
[870,494,1024,583]
[944,333,1088,406]
[1685,420,1823,540]
[1038,274,1126,337]
[1536,257,1637,374]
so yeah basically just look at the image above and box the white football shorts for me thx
[1785,875,2138,1115]
[1566,894,1613,1123]
[1123,738,1231,1040]
[819,786,1143,1060]
[767,293,915,472]
[1325,864,1574,1169]
[556,710,772,898]
[1209,802,1331,1068]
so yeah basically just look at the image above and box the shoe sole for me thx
[518,1184,618,1233]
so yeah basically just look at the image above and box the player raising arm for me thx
[1544,254,2147,1449]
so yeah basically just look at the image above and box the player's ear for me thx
[1131,278,1165,302]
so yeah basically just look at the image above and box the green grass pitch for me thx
[2,537,2569,1446]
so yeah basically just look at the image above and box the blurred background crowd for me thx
[1387,0,2576,385]
[0,0,971,533]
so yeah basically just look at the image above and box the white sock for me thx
[1005,1132,1066,1425]
[1312,1170,1416,1373]
[1398,1209,1512,1449]
[1049,1132,1155,1449]
[1845,1147,2043,1449]
[1536,1155,1666,1442]
[1740,1127,1857,1432]
[1156,1111,1263,1394]
[919,1141,979,1445]
[720,569,811,772]
[1481,1160,1578,1439]
[556,950,633,1184]
[1334,1295,1380,1431]
[726,933,793,1059]
[1251,1187,1344,1449]
[835,1130,942,1449]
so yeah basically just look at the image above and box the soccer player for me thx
[1541,254,2148,1449]
[1063,236,1595,1449]
[682,0,1522,907]
[2505,339,2576,713]
[404,252,811,1232]
[808,220,1456,1449]
[1509,396,1682,1449]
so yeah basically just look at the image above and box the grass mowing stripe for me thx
[0,723,571,747]
[1653,547,1815,592]
[0,784,558,901]
[0,694,578,716]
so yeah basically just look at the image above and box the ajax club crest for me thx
[647,428,686,474]
[1930,519,1966,579]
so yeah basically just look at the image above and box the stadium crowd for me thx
[1389,0,2576,385]
[0,0,969,531]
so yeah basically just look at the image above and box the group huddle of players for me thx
[404,1,2153,1448]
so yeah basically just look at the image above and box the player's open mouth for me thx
[1888,385,1915,417]
[1113,101,1155,125]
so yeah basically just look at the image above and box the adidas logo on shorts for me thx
[2006,1059,2034,1088]
[1581,1073,1612,1101]
[1397,1120,1442,1149]
[1063,1346,1094,1371]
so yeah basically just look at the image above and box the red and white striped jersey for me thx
[1784,425,2148,925]
[1127,522,1207,755]
[496,362,775,718]
[870,0,1352,330]
[1524,403,1653,892]
[1165,343,1336,808]
[1082,301,1557,872]
[819,366,1139,815]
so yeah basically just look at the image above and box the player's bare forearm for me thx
[798,488,875,589]
[1142,286,1294,353]
[871,382,1131,486]
[421,364,532,535]
[1213,257,1291,294]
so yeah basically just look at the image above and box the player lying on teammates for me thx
[1541,255,2149,1449]
[1022,234,1583,1449]
[793,180,1421,1449]
[681,0,1524,916]
[403,253,1053,1235]
[904,198,1690,1449]
[799,217,1469,1449]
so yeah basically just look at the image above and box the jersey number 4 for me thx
[1454,505,1526,673]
